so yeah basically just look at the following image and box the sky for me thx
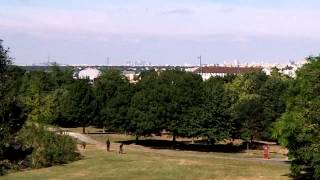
[1,0,320,65]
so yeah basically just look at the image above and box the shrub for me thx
[17,125,80,168]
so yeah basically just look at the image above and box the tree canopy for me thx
[0,40,27,167]
[273,56,320,178]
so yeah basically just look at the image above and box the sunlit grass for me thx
[2,144,290,180]
[2,126,290,179]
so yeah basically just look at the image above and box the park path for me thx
[66,131,290,166]
[67,132,101,145]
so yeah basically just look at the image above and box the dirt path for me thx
[67,132,289,166]
[67,132,101,145]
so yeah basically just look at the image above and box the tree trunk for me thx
[173,134,176,144]
[246,141,250,153]
[135,135,139,144]
[82,125,86,134]
[191,137,194,144]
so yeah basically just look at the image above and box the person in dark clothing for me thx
[119,143,124,154]
[106,138,111,151]
[81,141,86,149]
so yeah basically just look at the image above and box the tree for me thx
[228,69,289,142]
[199,77,233,144]
[21,71,54,123]
[94,69,132,132]
[227,71,270,149]
[273,56,320,178]
[0,40,26,163]
[127,70,163,141]
[45,65,75,126]
[158,70,203,142]
[67,78,96,133]
[259,68,290,140]
[47,64,75,88]
[232,95,264,144]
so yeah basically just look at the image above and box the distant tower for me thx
[234,59,239,67]
[107,56,110,66]
[198,56,202,74]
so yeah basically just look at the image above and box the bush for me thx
[0,163,4,176]
[17,125,80,168]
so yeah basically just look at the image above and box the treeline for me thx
[18,62,290,144]
[0,41,79,175]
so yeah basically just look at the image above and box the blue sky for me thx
[1,0,320,65]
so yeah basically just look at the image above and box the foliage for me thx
[17,125,80,168]
[199,77,233,143]
[94,69,132,132]
[157,70,203,141]
[228,71,288,141]
[128,70,163,138]
[21,71,54,123]
[0,40,27,175]
[67,78,97,133]
[0,40,26,145]
[259,68,290,139]
[273,56,320,178]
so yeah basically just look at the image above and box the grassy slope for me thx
[2,144,290,180]
[2,127,290,179]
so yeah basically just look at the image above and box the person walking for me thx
[119,143,124,154]
[106,138,111,151]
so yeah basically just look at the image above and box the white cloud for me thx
[1,1,320,65]
[159,8,194,15]
[1,3,320,40]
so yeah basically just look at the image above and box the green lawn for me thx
[1,127,290,179]
[2,143,290,180]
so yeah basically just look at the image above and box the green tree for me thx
[45,65,75,126]
[158,70,203,142]
[259,68,290,139]
[67,78,96,133]
[21,66,76,126]
[128,70,163,141]
[200,77,233,144]
[47,64,75,88]
[227,72,268,146]
[22,71,54,123]
[273,56,320,178]
[0,40,26,171]
[94,69,132,132]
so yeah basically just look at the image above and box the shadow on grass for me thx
[281,166,315,179]
[115,139,247,153]
[281,173,314,180]
[293,167,315,180]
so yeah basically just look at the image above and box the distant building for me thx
[78,67,101,81]
[194,66,262,80]
[261,60,305,78]
[123,70,139,83]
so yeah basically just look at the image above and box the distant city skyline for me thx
[1,0,320,65]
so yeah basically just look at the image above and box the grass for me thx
[1,126,291,180]
[2,144,290,180]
